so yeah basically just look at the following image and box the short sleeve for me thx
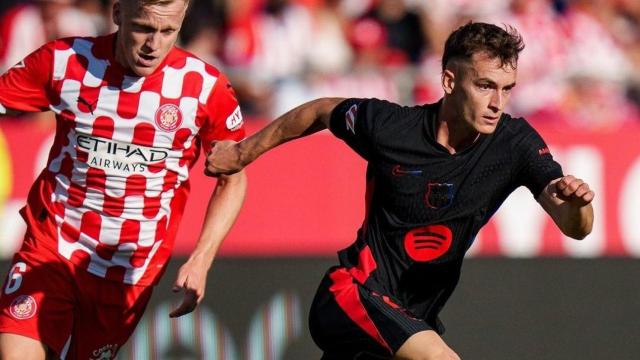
[329,98,395,160]
[0,42,53,112]
[198,72,246,154]
[511,119,563,197]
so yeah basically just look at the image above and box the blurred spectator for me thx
[358,0,430,65]
[0,0,638,126]
[0,0,100,72]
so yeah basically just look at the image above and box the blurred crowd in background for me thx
[1,0,639,129]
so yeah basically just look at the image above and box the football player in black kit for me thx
[204,22,595,360]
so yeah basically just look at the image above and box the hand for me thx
[169,259,208,318]
[205,140,244,177]
[553,175,595,207]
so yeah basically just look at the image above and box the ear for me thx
[112,1,122,27]
[442,69,455,95]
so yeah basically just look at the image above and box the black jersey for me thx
[328,98,562,332]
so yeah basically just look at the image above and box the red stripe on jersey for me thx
[328,267,391,352]
[349,245,377,284]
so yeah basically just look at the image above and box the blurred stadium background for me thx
[0,0,639,358]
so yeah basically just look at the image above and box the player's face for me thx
[445,52,517,135]
[112,0,187,77]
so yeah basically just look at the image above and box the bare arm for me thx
[537,175,594,240]
[205,97,345,176]
[169,170,247,317]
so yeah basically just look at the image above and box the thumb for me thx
[173,274,187,293]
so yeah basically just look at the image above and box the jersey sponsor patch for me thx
[77,134,170,176]
[403,225,453,262]
[10,295,37,320]
[155,104,183,132]
[226,106,243,131]
[345,104,358,134]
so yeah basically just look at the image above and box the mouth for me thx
[482,115,499,124]
[137,53,156,67]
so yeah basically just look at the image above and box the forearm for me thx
[237,97,343,166]
[188,170,247,267]
[556,202,594,240]
[538,175,595,240]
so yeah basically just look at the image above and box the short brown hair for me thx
[442,22,524,71]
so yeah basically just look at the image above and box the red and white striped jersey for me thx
[0,34,245,285]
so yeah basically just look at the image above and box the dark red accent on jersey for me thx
[404,225,453,262]
[328,246,391,351]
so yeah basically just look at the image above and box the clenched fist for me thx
[205,140,244,176]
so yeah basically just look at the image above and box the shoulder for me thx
[167,46,224,78]
[496,113,541,140]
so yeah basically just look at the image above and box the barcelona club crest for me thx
[425,182,454,209]
[155,104,183,132]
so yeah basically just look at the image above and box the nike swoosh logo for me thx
[392,165,423,176]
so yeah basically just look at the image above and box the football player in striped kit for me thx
[0,0,247,359]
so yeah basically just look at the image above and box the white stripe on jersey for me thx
[0,103,6,114]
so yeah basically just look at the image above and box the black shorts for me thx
[309,266,432,359]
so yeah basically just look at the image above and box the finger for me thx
[575,182,592,197]
[556,175,575,191]
[581,190,595,203]
[561,179,583,197]
[172,273,187,293]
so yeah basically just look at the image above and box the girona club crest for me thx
[155,104,183,132]
[10,295,37,320]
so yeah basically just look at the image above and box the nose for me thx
[488,90,503,113]
[143,32,160,53]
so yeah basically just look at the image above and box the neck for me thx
[436,99,480,154]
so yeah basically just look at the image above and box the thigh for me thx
[393,330,460,360]
[0,245,75,357]
[67,273,153,360]
[310,267,432,359]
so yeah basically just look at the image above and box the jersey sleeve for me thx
[0,42,54,113]
[198,72,246,154]
[511,119,563,198]
[329,98,397,160]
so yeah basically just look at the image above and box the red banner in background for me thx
[0,119,639,257]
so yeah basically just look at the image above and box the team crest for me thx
[10,295,37,320]
[155,104,183,132]
[425,182,454,209]
[90,344,118,360]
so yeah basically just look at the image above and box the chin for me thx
[132,66,156,77]
[477,124,498,134]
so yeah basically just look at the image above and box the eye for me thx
[478,83,492,90]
